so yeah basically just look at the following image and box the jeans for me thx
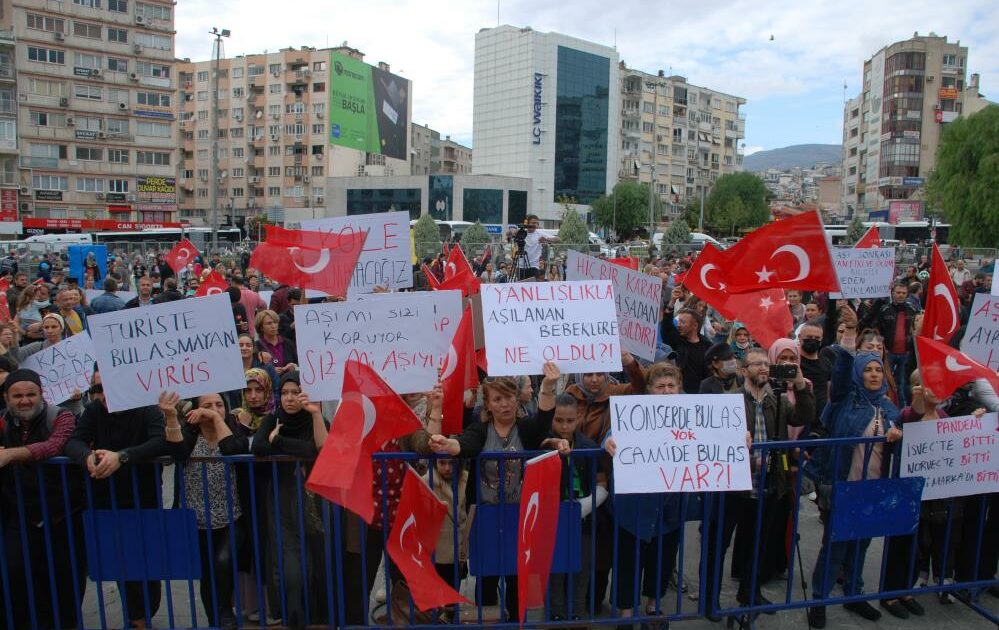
[812,531,873,599]
[887,352,910,407]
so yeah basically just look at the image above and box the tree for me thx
[459,221,491,259]
[247,213,276,242]
[845,214,867,245]
[557,205,589,247]
[662,219,690,245]
[412,213,441,262]
[704,172,771,235]
[591,181,663,239]
[927,105,999,247]
[681,199,702,232]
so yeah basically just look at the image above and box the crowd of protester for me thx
[0,230,996,630]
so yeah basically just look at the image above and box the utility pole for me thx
[647,79,660,243]
[209,27,230,257]
[699,178,705,232]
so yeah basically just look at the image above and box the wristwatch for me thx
[118,450,130,465]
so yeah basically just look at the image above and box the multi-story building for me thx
[841,33,985,218]
[11,0,178,232]
[472,25,620,224]
[0,23,18,234]
[410,123,472,175]
[440,135,471,175]
[618,66,746,221]
[177,45,411,226]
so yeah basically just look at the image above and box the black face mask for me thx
[800,339,821,354]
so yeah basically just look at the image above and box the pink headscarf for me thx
[768,338,810,439]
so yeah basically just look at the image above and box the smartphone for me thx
[773,364,798,381]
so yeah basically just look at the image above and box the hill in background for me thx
[744,144,842,171]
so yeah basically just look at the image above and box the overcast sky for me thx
[175,0,998,154]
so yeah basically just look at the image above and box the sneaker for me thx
[843,600,882,621]
[808,491,818,501]
[879,600,909,619]
[939,592,955,605]
[900,598,925,616]
[807,606,826,629]
[375,588,386,603]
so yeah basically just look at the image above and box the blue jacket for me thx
[89,292,126,314]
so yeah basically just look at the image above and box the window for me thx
[134,32,171,51]
[197,91,208,102]
[285,186,304,198]
[268,84,282,94]
[74,52,101,69]
[232,167,244,178]
[232,87,244,98]
[195,71,208,83]
[642,121,654,133]
[76,115,101,131]
[197,129,209,139]
[268,146,280,156]
[269,63,281,74]
[107,87,128,105]
[32,174,68,190]
[311,82,325,92]
[232,107,244,120]
[286,102,304,114]
[942,54,958,67]
[136,91,170,107]
[197,188,208,198]
[232,67,244,79]
[232,147,244,158]
[136,121,170,137]
[312,102,325,115]
[231,187,244,197]
[108,149,129,163]
[73,21,102,39]
[108,0,127,12]
[247,64,264,77]
[107,28,127,43]
[28,79,64,97]
[76,177,104,192]
[285,122,304,135]
[267,186,281,197]
[268,124,280,136]
[107,57,127,72]
[313,61,326,71]
[137,61,170,78]
[76,146,103,161]
[108,179,128,193]
[28,47,65,64]
[30,111,65,126]
[311,123,324,134]
[268,166,281,177]
[197,168,209,179]
[135,2,170,20]
[26,14,65,33]
[74,84,102,100]
[268,104,281,116]
[198,110,208,120]
[311,165,323,176]
[217,128,227,139]
[230,127,244,138]
[73,0,101,7]
[136,151,170,165]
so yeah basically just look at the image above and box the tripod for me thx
[512,243,533,281]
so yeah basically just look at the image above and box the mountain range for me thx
[744,144,842,172]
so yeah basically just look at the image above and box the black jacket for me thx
[860,299,918,350]
[660,308,712,394]
[742,383,813,497]
[152,289,184,304]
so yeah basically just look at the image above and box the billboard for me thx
[888,200,924,223]
[328,52,409,160]
[136,176,177,213]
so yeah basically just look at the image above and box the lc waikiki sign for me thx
[532,72,544,145]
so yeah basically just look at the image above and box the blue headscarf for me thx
[851,351,887,403]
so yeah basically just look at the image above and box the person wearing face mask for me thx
[699,342,743,394]
[797,323,831,430]
[14,283,52,342]
[727,322,754,362]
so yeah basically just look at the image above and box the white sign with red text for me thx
[901,413,999,500]
[299,210,413,296]
[960,293,999,370]
[481,280,622,376]
[20,332,97,405]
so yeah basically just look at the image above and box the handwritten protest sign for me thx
[960,293,999,370]
[829,247,895,299]
[901,412,999,500]
[610,394,751,493]
[20,332,97,405]
[565,250,662,362]
[481,280,622,377]
[89,294,244,412]
[300,211,413,296]
[295,290,461,399]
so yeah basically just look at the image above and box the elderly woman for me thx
[565,351,645,445]
[254,309,298,375]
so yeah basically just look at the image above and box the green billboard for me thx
[329,52,410,160]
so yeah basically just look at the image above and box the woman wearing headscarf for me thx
[224,334,279,410]
[13,313,86,416]
[14,283,51,342]
[566,351,645,445]
[728,322,754,362]
[804,335,902,628]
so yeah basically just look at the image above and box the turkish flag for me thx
[249,225,367,298]
[387,469,471,612]
[920,243,961,345]
[517,451,562,623]
[855,225,880,249]
[194,270,228,297]
[164,238,200,273]
[305,359,422,523]
[435,244,481,297]
[0,277,9,322]
[717,211,839,293]
[916,336,999,400]
[440,306,478,435]
[608,257,640,270]
[684,245,792,348]
[422,263,441,289]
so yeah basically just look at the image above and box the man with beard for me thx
[65,367,172,629]
[1,369,86,630]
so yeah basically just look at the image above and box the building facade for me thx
[0,22,18,233]
[472,25,619,224]
[10,0,178,233]
[410,123,472,175]
[618,65,746,220]
[841,33,983,218]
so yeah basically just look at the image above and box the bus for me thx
[93,227,243,247]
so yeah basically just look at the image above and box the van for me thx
[20,233,93,253]
[651,231,723,250]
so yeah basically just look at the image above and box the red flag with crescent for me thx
[517,450,562,624]
[164,238,200,274]
[249,225,367,298]
[387,469,470,612]
[0,276,9,322]
[920,243,960,345]
[916,336,999,401]
[194,270,228,297]
[855,225,880,248]
[440,306,478,435]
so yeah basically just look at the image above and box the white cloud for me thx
[743,145,765,156]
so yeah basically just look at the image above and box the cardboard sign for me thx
[565,250,662,361]
[960,293,999,370]
[610,394,752,494]
[294,290,462,400]
[89,294,244,412]
[480,281,622,377]
[299,211,413,296]
[901,413,999,500]
[829,247,895,299]
[20,332,97,405]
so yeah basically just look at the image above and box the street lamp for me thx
[209,27,230,257]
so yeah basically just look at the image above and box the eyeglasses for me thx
[88,383,104,395]
[746,360,770,368]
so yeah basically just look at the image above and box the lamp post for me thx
[209,27,230,257]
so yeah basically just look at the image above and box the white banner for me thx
[960,293,999,370]
[294,290,462,400]
[89,294,245,412]
[610,394,752,494]
[565,250,662,362]
[901,412,999,500]
[20,332,97,405]
[829,247,895,299]
[299,210,413,296]
[481,280,622,377]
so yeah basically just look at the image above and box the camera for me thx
[772,363,798,381]
[514,221,529,252]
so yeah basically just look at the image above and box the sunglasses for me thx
[89,383,104,395]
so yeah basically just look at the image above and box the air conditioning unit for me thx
[19,186,29,195]
[134,15,147,25]
[19,202,29,212]
[272,71,280,78]
[129,72,139,81]
[59,97,69,107]
[133,44,143,53]
[249,176,259,184]
[98,131,106,139]
[91,68,102,78]
[234,115,242,122]
[270,134,279,141]
[271,114,279,120]
[303,175,310,183]
[927,75,935,83]
[118,102,129,110]
[96,192,105,200]
[66,117,75,126]
[127,194,136,202]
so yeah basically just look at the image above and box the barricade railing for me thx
[0,438,995,629]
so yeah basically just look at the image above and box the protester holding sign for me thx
[564,350,645,445]
[254,309,298,375]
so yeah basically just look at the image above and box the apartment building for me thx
[410,123,472,175]
[841,33,986,218]
[618,65,746,220]
[176,45,410,225]
[11,0,178,232]
[0,25,17,231]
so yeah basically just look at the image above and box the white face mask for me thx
[720,359,738,376]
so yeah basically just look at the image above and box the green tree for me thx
[927,105,999,247]
[591,181,663,239]
[412,213,441,262]
[704,172,771,235]
[681,199,702,232]
[557,205,590,248]
[662,219,691,245]
[459,221,491,258]
[845,214,867,245]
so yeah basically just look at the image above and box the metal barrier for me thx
[0,439,995,629]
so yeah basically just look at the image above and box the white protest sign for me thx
[20,332,97,405]
[89,293,245,412]
[829,247,895,299]
[960,293,999,370]
[610,394,751,494]
[901,412,999,500]
[565,250,662,362]
[481,280,622,377]
[299,210,413,296]
[992,275,999,297]
[85,289,137,305]
[294,290,462,399]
